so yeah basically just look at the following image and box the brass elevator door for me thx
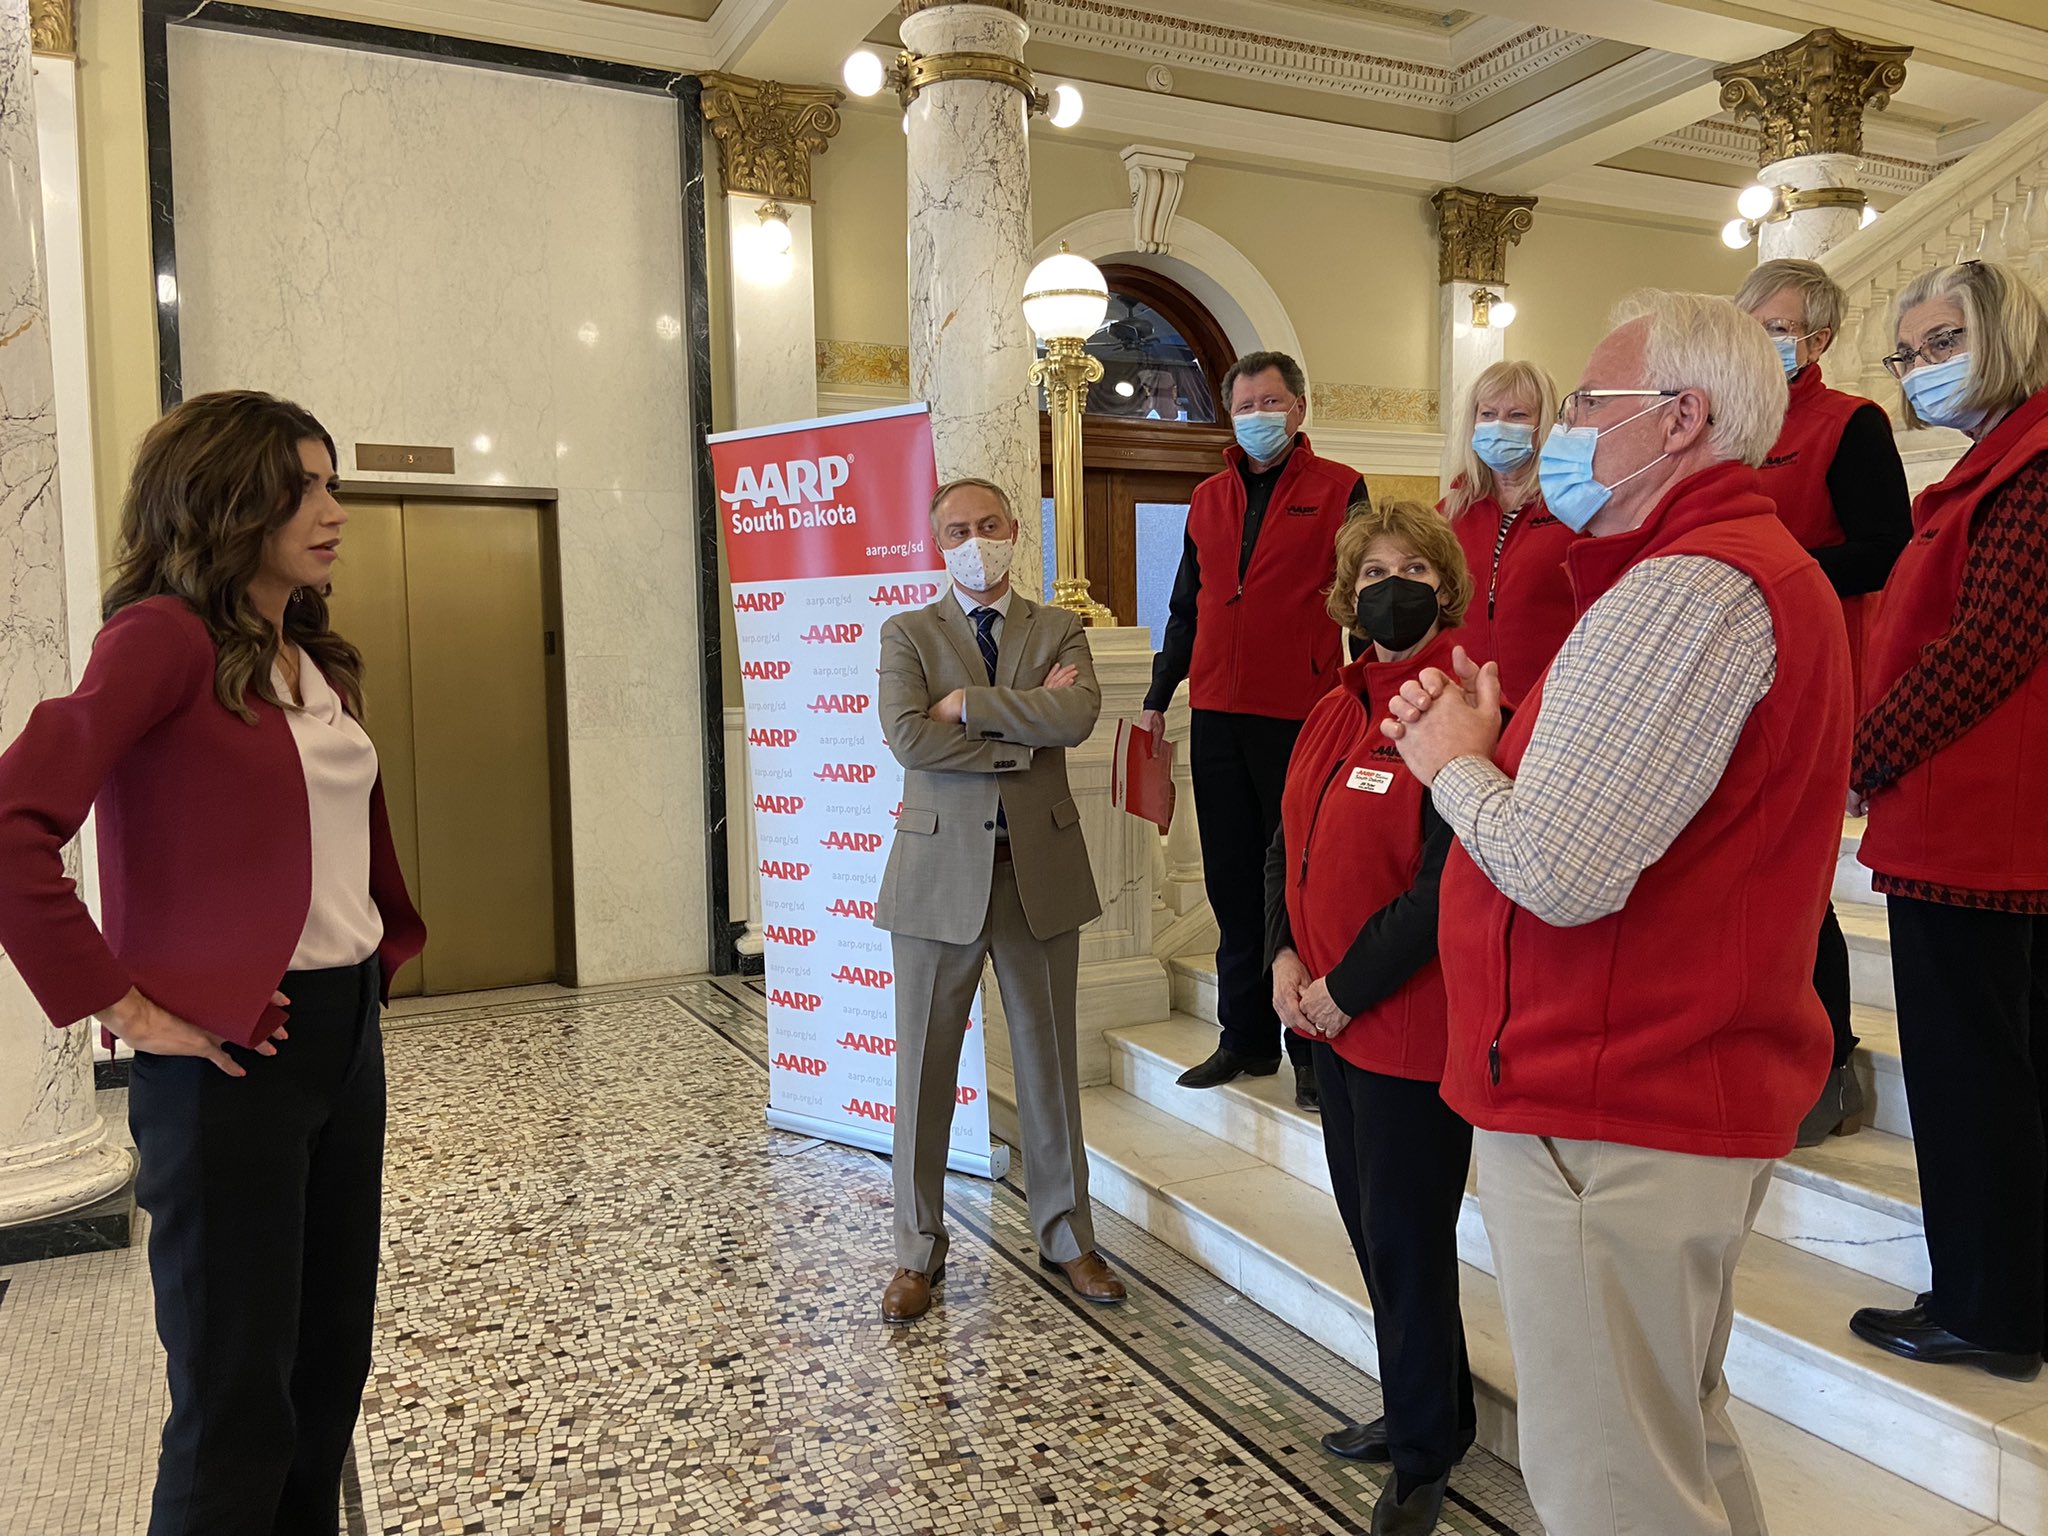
[329,498,561,996]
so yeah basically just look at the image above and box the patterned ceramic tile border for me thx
[816,339,910,389]
[1314,381,1441,427]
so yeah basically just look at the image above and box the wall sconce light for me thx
[757,200,794,256]
[1470,288,1517,329]
[843,46,1083,125]
[1721,182,1873,249]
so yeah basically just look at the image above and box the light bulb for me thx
[1861,204,1879,229]
[758,213,793,256]
[843,50,885,99]
[1736,184,1776,222]
[1491,299,1517,328]
[1721,218,1755,250]
[1049,84,1084,129]
[1115,379,1136,397]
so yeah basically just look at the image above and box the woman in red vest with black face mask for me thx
[1439,360,1577,708]
[1737,258,1914,1148]
[1263,502,1475,1536]
[1848,260,2048,1383]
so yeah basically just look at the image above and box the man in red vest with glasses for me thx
[1137,350,1367,1112]
[1382,291,1850,1536]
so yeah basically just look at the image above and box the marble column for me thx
[1716,28,1911,265]
[1429,188,1535,432]
[0,0,131,1252]
[902,0,1041,595]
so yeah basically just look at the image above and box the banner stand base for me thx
[766,1108,1011,1181]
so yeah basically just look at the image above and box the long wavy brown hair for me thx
[103,390,364,723]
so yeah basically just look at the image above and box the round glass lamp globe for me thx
[1721,217,1754,250]
[843,50,886,98]
[1736,183,1776,222]
[1022,250,1109,343]
[1490,299,1518,328]
[1048,84,1084,129]
[759,215,794,256]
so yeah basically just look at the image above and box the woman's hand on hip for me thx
[92,987,286,1077]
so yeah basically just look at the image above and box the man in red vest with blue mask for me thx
[1382,291,1850,1536]
[1136,350,1367,1112]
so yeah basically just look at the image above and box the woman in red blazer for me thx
[1262,501,1476,1536]
[0,390,424,1536]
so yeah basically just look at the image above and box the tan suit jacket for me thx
[874,592,1103,944]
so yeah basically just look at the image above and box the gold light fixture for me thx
[1023,245,1114,626]
[842,46,1083,124]
[1722,182,1872,248]
[1470,288,1517,329]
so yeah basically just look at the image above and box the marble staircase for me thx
[1041,818,2048,1533]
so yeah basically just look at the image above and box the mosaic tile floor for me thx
[0,978,1537,1535]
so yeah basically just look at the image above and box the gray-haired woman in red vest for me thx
[1848,260,2048,1382]
[1736,258,1913,1146]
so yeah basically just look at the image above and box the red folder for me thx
[1112,718,1177,831]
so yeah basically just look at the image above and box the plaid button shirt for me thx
[1432,556,1777,927]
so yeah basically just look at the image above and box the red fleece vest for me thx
[1437,462,1852,1159]
[1859,388,2048,892]
[1186,436,1356,720]
[1447,492,1578,708]
[1280,631,1460,1081]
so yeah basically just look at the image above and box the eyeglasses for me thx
[1761,322,1819,342]
[1882,325,1968,379]
[1560,388,1679,427]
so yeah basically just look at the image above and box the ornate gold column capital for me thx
[1714,27,1911,165]
[1430,187,1537,286]
[30,0,77,57]
[902,0,1026,15]
[698,73,844,203]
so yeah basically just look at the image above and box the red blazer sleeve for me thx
[0,602,211,1028]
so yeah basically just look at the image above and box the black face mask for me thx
[1354,575,1440,652]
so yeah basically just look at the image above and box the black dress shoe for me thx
[1850,1303,2043,1381]
[1321,1416,1389,1462]
[1371,1470,1450,1536]
[1294,1061,1321,1112]
[1176,1046,1281,1090]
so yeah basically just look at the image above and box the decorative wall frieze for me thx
[817,340,911,389]
[699,73,843,203]
[30,0,76,57]
[1313,383,1440,429]
[1714,27,1912,166]
[1025,2,1599,115]
[1430,187,1536,286]
[1122,144,1192,255]
[1647,118,1935,199]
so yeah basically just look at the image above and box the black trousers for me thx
[1815,901,1857,1070]
[1191,707,1307,1065]
[1889,895,2048,1354]
[128,958,387,1536]
[1313,1044,1476,1480]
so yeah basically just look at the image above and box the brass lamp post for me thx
[1023,244,1115,626]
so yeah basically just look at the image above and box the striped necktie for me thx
[970,607,1000,684]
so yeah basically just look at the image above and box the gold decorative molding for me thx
[1429,187,1537,286]
[1313,383,1440,429]
[905,0,1026,15]
[1714,28,1911,165]
[817,341,910,389]
[30,0,76,57]
[698,73,843,204]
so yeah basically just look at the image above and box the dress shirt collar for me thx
[951,584,1014,621]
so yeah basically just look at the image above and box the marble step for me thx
[1117,1012,1926,1293]
[1169,953,1913,1143]
[1076,1082,2030,1536]
[1841,899,1897,1013]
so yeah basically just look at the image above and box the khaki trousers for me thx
[1476,1129,1775,1536]
[890,858,1090,1273]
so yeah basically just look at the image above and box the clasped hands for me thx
[1274,948,1347,1038]
[1378,644,1504,786]
[927,662,1079,724]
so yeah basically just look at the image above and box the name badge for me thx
[1347,768,1394,794]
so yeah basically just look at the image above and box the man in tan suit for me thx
[874,477,1125,1323]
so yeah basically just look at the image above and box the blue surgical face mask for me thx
[1471,420,1535,472]
[1536,399,1676,533]
[1233,411,1294,464]
[1773,335,1802,378]
[1900,353,1989,434]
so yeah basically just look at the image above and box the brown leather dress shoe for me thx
[1039,1250,1127,1304]
[881,1263,944,1324]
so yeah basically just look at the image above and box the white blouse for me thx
[273,646,385,971]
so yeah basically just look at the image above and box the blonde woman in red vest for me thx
[1439,360,1577,708]
[1848,260,2048,1382]
[1737,258,1913,1147]
[1264,501,1476,1536]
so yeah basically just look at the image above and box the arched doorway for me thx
[1038,264,1234,634]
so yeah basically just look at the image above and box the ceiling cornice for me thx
[1645,118,1936,199]
[1025,1,1601,115]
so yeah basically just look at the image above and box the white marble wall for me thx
[726,193,817,427]
[1760,153,1865,264]
[902,2,1041,595]
[0,0,128,1225]
[168,26,709,981]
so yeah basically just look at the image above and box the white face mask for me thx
[942,534,1015,592]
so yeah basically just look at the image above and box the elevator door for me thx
[328,498,563,996]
